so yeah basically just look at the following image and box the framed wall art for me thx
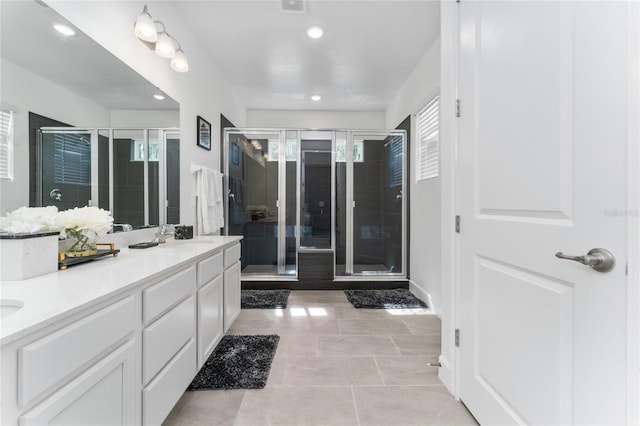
[197,115,211,150]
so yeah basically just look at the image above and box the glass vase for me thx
[64,228,98,257]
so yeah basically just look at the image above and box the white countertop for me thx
[0,236,242,346]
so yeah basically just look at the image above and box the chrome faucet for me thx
[153,224,174,244]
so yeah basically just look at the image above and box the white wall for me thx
[46,1,246,230]
[0,59,111,215]
[385,38,442,314]
[247,110,385,129]
[110,110,180,128]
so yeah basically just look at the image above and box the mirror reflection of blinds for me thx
[0,108,14,180]
[388,135,403,188]
[53,133,91,186]
[417,95,439,181]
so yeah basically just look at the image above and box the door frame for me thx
[440,1,640,423]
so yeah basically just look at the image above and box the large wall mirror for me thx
[0,0,180,230]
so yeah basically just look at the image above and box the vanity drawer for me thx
[143,266,195,325]
[143,296,195,384]
[224,244,241,269]
[143,338,196,426]
[19,296,135,407]
[197,252,223,287]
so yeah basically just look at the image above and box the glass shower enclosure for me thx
[224,128,406,281]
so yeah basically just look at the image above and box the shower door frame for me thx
[224,129,295,279]
[339,130,407,280]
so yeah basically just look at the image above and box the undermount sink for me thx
[0,299,24,319]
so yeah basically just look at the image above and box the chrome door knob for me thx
[555,248,616,273]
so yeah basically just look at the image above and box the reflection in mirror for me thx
[0,0,180,230]
[35,127,180,230]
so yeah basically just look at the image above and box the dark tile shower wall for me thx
[166,138,180,224]
[98,135,109,211]
[113,139,159,228]
[381,139,403,273]
[353,140,384,266]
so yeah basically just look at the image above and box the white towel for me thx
[192,164,225,235]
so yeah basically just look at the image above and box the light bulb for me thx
[311,94,322,102]
[53,23,75,37]
[307,26,324,39]
[134,6,157,42]
[155,32,175,58]
[170,49,189,72]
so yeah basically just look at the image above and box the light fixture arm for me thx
[153,20,167,33]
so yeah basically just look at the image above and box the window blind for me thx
[0,108,14,180]
[388,135,403,188]
[54,133,91,186]
[416,95,439,181]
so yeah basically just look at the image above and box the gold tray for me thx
[58,243,120,270]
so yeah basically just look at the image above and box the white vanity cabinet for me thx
[141,266,197,426]
[0,236,243,426]
[0,296,137,426]
[196,252,224,368]
[223,243,242,332]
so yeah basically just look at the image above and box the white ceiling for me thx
[171,0,440,111]
[1,0,439,114]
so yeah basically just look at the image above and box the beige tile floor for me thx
[164,290,478,426]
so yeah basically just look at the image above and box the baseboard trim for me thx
[438,353,455,396]
[242,280,409,290]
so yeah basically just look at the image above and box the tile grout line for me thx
[371,356,387,386]
[350,385,362,426]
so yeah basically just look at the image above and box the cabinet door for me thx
[20,339,136,426]
[223,262,241,332]
[198,274,224,367]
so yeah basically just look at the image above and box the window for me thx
[0,107,15,180]
[53,133,91,186]
[131,139,160,162]
[416,94,439,181]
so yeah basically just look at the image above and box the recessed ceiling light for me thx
[153,94,166,100]
[311,94,322,102]
[52,23,75,37]
[307,26,324,39]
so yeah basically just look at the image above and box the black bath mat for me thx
[344,288,428,309]
[187,335,280,390]
[241,289,290,309]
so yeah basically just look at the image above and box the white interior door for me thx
[457,1,634,425]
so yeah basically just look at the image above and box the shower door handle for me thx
[49,189,62,202]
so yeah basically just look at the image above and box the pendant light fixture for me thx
[133,5,157,42]
[171,48,189,73]
[133,5,188,72]
[155,29,176,58]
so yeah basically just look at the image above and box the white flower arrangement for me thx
[54,207,114,239]
[0,206,114,237]
[0,206,60,234]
